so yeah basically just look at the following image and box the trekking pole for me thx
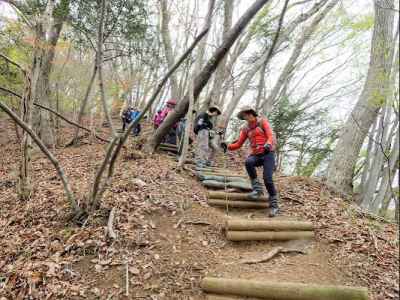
[218,129,229,217]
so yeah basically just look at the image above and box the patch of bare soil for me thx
[0,120,398,300]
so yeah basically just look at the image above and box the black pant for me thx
[133,123,141,136]
[245,151,277,197]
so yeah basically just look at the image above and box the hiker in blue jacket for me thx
[130,107,141,136]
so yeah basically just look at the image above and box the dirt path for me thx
[182,164,348,299]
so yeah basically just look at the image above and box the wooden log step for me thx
[196,167,230,172]
[208,191,268,201]
[202,180,252,191]
[201,172,247,178]
[226,219,314,231]
[198,174,249,184]
[201,277,369,300]
[226,230,314,241]
[159,142,178,149]
[208,199,269,209]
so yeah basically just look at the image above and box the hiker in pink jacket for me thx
[153,99,177,129]
[153,99,178,145]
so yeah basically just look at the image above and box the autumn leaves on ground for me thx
[0,121,398,300]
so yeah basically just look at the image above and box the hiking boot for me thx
[196,160,206,169]
[248,179,264,200]
[269,207,279,217]
[268,195,279,217]
[205,160,214,167]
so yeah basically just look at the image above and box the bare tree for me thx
[148,0,273,151]
[327,0,395,194]
[203,0,234,109]
[159,0,180,100]
[261,0,339,113]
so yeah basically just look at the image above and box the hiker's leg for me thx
[245,155,258,179]
[245,155,264,199]
[122,120,126,131]
[166,128,177,145]
[262,151,279,216]
[208,134,219,166]
[196,130,209,167]
[262,152,277,197]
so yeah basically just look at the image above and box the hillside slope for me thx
[0,120,398,300]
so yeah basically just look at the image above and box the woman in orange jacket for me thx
[222,106,279,217]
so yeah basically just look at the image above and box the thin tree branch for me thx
[0,99,81,214]
[0,86,110,143]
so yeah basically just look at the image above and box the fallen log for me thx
[201,277,369,300]
[202,180,252,191]
[208,199,269,209]
[226,219,314,231]
[208,191,268,201]
[226,230,314,241]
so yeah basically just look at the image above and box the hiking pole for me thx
[218,128,230,217]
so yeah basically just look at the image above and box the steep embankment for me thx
[0,120,398,299]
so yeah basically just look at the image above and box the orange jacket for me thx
[228,117,276,155]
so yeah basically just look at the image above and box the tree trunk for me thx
[361,107,392,210]
[17,74,33,200]
[203,0,234,109]
[148,0,273,151]
[261,0,339,113]
[159,0,180,100]
[358,117,379,192]
[97,0,115,136]
[327,0,395,194]
[255,58,268,110]
[177,80,195,168]
[370,124,399,213]
[71,64,98,145]
[31,1,68,148]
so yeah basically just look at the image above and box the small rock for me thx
[133,178,147,187]
[129,267,140,275]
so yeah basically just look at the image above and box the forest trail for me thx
[182,161,353,299]
[0,121,398,300]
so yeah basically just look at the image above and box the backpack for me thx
[123,109,132,123]
[243,118,277,147]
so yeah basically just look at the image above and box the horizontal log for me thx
[206,295,239,300]
[158,146,178,153]
[201,277,369,300]
[208,191,268,201]
[208,199,269,209]
[226,219,314,231]
[226,230,314,241]
[196,167,230,172]
[202,180,252,191]
[198,174,249,184]
[160,143,178,149]
[202,172,247,178]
